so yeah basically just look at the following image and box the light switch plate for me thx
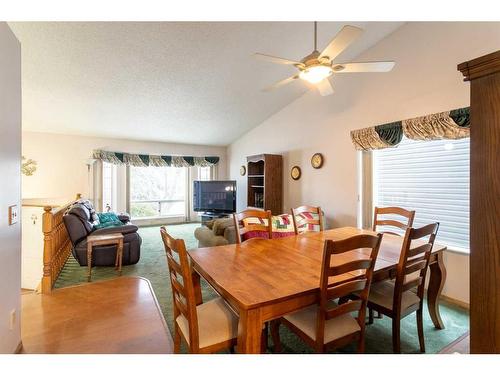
[9,309,16,330]
[8,205,18,225]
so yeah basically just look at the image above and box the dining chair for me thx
[233,209,273,244]
[271,233,383,353]
[233,208,274,352]
[160,226,238,354]
[372,206,416,236]
[365,222,439,353]
[291,205,325,234]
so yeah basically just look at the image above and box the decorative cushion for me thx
[74,199,99,222]
[241,214,295,241]
[368,280,420,311]
[212,218,234,236]
[284,301,361,344]
[271,214,296,238]
[175,297,238,349]
[204,219,215,230]
[295,212,321,233]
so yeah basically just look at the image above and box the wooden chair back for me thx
[160,226,200,351]
[291,205,325,234]
[372,206,416,235]
[393,223,440,311]
[233,209,272,244]
[317,233,383,346]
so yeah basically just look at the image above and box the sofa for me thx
[63,199,141,266]
[194,218,237,247]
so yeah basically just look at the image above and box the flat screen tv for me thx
[193,180,236,213]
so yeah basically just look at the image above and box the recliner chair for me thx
[63,200,141,266]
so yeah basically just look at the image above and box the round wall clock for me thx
[240,165,246,176]
[311,153,324,169]
[291,166,301,180]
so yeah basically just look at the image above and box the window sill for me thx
[132,214,185,221]
[444,247,470,255]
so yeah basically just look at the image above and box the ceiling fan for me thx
[255,22,395,96]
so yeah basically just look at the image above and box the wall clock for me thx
[240,165,246,176]
[291,166,301,180]
[311,153,324,169]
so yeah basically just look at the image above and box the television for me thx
[193,180,236,213]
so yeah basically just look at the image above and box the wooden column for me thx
[458,50,500,353]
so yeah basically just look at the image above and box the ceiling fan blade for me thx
[332,61,396,73]
[254,53,304,67]
[262,74,299,92]
[316,78,334,96]
[319,25,363,61]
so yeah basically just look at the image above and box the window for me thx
[198,166,212,181]
[129,166,187,219]
[373,136,470,251]
[102,162,117,212]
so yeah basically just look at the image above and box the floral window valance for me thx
[350,107,470,151]
[92,150,219,167]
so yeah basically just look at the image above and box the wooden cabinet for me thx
[246,154,282,215]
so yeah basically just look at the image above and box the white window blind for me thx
[373,136,470,251]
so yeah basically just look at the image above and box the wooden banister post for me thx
[458,50,500,353]
[40,199,74,294]
[41,206,55,294]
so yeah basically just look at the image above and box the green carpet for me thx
[55,223,469,354]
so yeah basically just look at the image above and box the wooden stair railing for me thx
[41,193,81,294]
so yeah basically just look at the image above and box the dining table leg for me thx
[427,251,447,329]
[237,308,262,354]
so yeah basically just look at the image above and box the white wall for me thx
[0,22,22,353]
[22,132,227,208]
[228,22,500,304]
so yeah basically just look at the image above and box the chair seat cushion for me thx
[176,297,238,349]
[368,280,420,311]
[284,301,361,344]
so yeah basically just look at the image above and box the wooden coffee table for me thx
[86,233,124,282]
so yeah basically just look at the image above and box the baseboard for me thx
[14,340,23,354]
[441,294,470,310]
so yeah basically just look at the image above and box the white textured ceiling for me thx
[9,22,403,146]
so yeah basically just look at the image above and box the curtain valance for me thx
[92,150,219,167]
[350,107,470,151]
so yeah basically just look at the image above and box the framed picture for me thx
[291,166,301,180]
[311,153,324,169]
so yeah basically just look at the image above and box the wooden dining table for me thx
[188,227,447,354]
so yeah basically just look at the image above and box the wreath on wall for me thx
[21,156,37,176]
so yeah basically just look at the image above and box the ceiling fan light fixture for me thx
[299,64,333,84]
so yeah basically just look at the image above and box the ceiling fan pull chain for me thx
[314,21,317,51]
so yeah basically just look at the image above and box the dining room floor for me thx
[54,223,470,354]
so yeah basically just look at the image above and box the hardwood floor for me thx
[439,332,470,354]
[21,276,174,354]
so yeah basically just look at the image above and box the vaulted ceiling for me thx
[10,22,403,146]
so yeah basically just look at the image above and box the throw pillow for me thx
[295,212,321,233]
[94,212,123,229]
[240,214,295,240]
[271,214,295,238]
[212,218,234,236]
[241,217,270,241]
[204,219,215,230]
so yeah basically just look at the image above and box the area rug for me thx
[55,223,469,354]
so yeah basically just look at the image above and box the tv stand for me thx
[200,211,232,225]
